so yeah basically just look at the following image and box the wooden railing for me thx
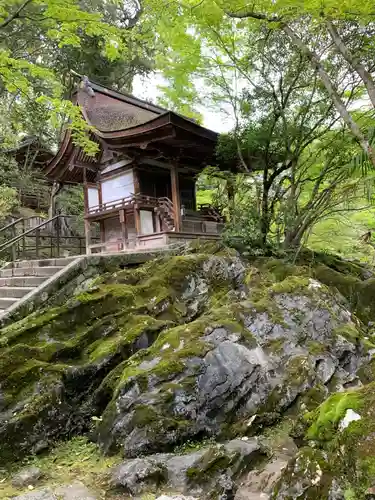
[88,195,134,215]
[158,197,175,220]
[0,215,97,261]
[87,194,176,220]
[196,203,224,222]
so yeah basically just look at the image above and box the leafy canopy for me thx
[0,0,151,152]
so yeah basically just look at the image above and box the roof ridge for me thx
[74,77,167,115]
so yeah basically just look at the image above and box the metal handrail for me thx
[0,217,24,236]
[0,215,74,253]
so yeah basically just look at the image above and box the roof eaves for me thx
[73,80,167,115]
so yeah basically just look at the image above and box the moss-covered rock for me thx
[273,382,375,499]
[92,257,368,458]
[0,246,373,488]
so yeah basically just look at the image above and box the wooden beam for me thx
[83,167,89,214]
[132,166,142,238]
[134,206,141,237]
[98,181,103,207]
[100,221,105,246]
[74,160,99,172]
[133,166,140,194]
[171,163,181,232]
[119,209,128,250]
[83,167,91,254]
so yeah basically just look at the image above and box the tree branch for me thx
[0,0,33,30]
[325,18,375,109]
[225,8,375,166]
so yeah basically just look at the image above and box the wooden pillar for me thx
[98,182,103,206]
[171,164,181,232]
[83,167,91,254]
[120,209,128,250]
[133,167,141,237]
[133,167,140,195]
[98,183,105,248]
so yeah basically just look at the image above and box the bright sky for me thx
[133,73,235,133]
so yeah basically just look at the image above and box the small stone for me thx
[111,458,167,495]
[12,467,43,488]
[339,409,361,431]
[156,496,198,500]
[54,482,97,500]
[365,485,375,498]
[12,488,57,500]
[308,279,322,290]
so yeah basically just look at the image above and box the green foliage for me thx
[305,391,363,442]
[308,205,375,263]
[0,0,153,152]
[143,0,375,256]
[0,185,18,218]
[222,204,269,254]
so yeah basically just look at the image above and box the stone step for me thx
[0,266,65,278]
[11,257,77,268]
[0,286,35,298]
[0,297,19,309]
[0,276,46,287]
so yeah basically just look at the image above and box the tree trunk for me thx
[325,19,375,109]
[281,24,375,166]
[227,177,236,219]
[49,181,62,219]
[260,181,270,246]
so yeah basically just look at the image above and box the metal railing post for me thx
[35,229,40,258]
[56,216,60,257]
[11,224,16,262]
[22,218,26,258]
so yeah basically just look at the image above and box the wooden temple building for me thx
[45,78,224,253]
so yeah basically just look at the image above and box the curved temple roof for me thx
[45,79,218,184]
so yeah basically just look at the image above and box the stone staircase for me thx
[0,257,77,313]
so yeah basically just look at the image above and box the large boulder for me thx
[12,482,97,500]
[110,438,264,498]
[0,251,245,463]
[0,244,374,492]
[272,381,375,499]
[95,271,367,457]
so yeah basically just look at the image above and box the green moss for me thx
[306,341,327,356]
[271,276,310,295]
[186,447,234,482]
[173,437,217,455]
[285,355,312,388]
[333,323,362,343]
[271,447,332,499]
[357,358,375,384]
[0,436,121,499]
[264,338,285,354]
[305,390,363,441]
[257,258,309,283]
[250,291,286,326]
[152,359,185,378]
[85,316,170,362]
[300,385,328,412]
[131,405,159,427]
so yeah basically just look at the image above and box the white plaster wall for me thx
[88,187,99,208]
[101,170,134,203]
[140,210,154,234]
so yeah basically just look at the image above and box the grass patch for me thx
[0,437,121,499]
